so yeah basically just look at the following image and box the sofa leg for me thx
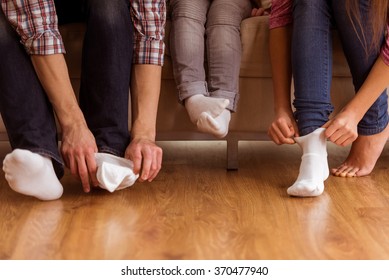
[227,138,239,171]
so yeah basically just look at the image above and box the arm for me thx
[323,56,389,146]
[125,65,163,182]
[267,0,297,145]
[126,0,166,182]
[267,25,298,145]
[31,55,98,192]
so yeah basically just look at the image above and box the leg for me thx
[0,9,64,200]
[195,0,252,138]
[169,0,229,128]
[80,0,133,157]
[292,0,334,136]
[288,128,329,197]
[331,0,389,177]
[206,0,252,112]
[288,0,333,197]
[56,0,138,192]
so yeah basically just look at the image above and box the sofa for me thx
[0,15,355,169]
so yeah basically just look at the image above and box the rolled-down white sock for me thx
[2,149,63,200]
[197,109,231,138]
[185,94,229,124]
[287,127,329,197]
[95,153,139,193]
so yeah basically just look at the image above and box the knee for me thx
[170,1,207,24]
[206,2,249,28]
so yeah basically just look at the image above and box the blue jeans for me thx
[0,0,132,178]
[169,0,252,112]
[292,0,388,136]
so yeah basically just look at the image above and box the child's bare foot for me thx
[332,124,389,177]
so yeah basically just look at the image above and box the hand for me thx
[60,122,99,193]
[251,7,269,17]
[268,109,299,145]
[323,110,359,146]
[124,137,162,182]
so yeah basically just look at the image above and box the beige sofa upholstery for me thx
[0,16,355,169]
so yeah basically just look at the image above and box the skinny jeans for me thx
[292,0,388,136]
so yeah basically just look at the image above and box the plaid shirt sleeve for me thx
[1,0,65,55]
[131,0,166,66]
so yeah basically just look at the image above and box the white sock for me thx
[2,149,63,201]
[287,127,329,197]
[196,109,231,138]
[95,153,139,193]
[185,94,229,124]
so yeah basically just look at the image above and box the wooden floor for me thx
[0,140,388,260]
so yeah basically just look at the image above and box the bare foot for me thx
[331,124,389,177]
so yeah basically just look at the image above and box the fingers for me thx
[139,147,153,182]
[137,147,162,182]
[327,130,355,146]
[324,120,357,146]
[76,157,91,193]
[125,141,163,182]
[251,7,265,17]
[148,147,163,182]
[62,148,98,193]
[85,152,99,187]
[268,120,296,145]
[128,147,142,177]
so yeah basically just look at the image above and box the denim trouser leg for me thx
[170,0,210,102]
[292,0,388,136]
[206,0,252,111]
[331,0,388,135]
[0,9,64,178]
[79,0,133,156]
[292,0,334,136]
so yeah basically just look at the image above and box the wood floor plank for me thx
[0,141,388,260]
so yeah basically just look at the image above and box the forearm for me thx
[31,54,87,130]
[342,56,389,121]
[130,64,162,141]
[269,26,293,113]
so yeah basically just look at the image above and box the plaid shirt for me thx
[1,0,166,66]
[269,0,389,66]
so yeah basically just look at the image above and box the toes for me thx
[332,164,359,178]
[339,166,354,177]
[331,164,347,176]
[345,167,359,178]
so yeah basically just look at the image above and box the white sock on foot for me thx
[95,153,139,193]
[2,149,63,200]
[185,94,229,124]
[287,127,329,197]
[197,109,231,138]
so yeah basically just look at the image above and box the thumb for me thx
[290,122,300,138]
[322,120,331,128]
